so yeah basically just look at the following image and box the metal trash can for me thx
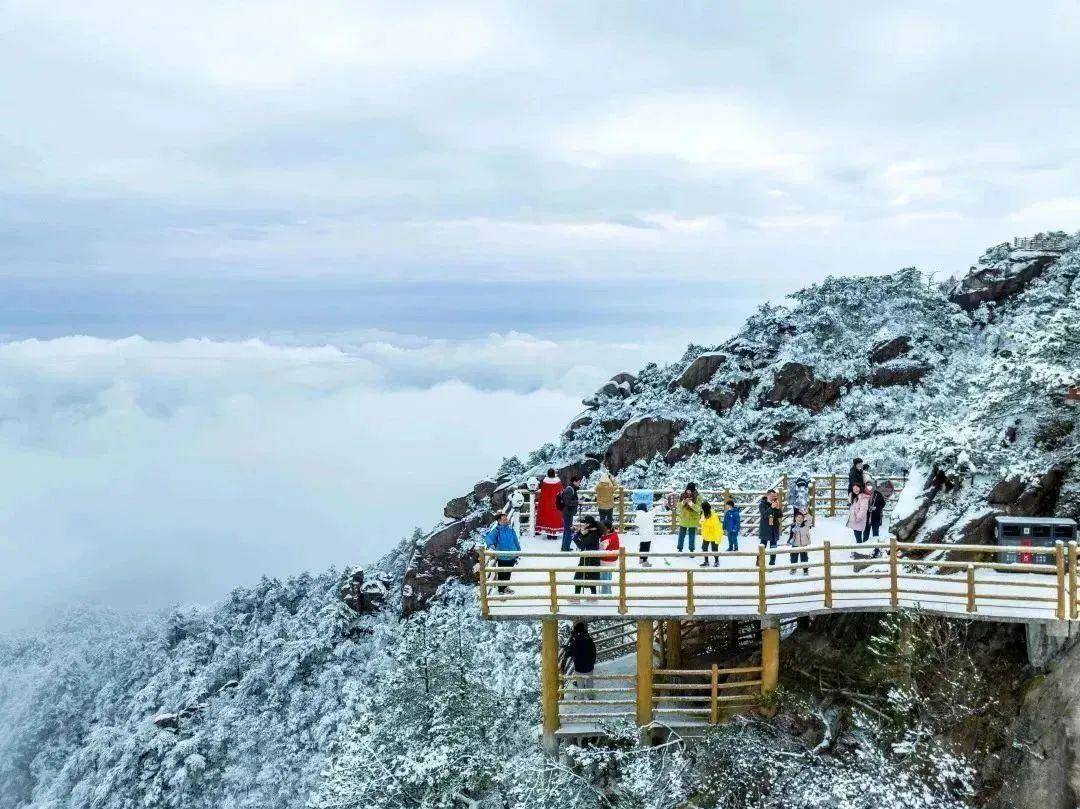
[995,516,1077,568]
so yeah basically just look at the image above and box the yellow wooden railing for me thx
[480,539,1078,623]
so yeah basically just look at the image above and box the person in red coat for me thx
[536,468,564,539]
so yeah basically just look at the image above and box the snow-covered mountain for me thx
[2,232,1079,809]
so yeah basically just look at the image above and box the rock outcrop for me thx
[870,335,912,364]
[990,635,1080,809]
[950,254,1060,311]
[402,513,488,615]
[668,352,727,391]
[664,439,701,465]
[603,417,686,473]
[443,495,471,520]
[988,476,1025,505]
[764,362,846,413]
[700,379,754,413]
[867,362,929,388]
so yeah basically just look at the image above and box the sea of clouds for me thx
[0,332,653,631]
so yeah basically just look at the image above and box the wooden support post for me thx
[617,486,626,532]
[548,570,558,615]
[1056,541,1066,620]
[709,663,720,724]
[757,544,767,615]
[618,547,628,615]
[823,540,833,609]
[686,570,696,615]
[829,474,837,517]
[670,504,677,534]
[635,619,655,727]
[889,536,899,608]
[760,618,779,695]
[808,480,816,521]
[478,546,490,617]
[541,618,560,752]
[1070,541,1078,620]
[664,620,682,669]
[966,564,976,614]
[527,490,536,535]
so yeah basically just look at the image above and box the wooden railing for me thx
[1014,235,1068,251]
[514,473,907,537]
[557,665,761,725]
[654,665,762,723]
[480,539,1078,623]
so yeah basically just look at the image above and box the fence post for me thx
[889,536,899,608]
[1070,541,1078,620]
[686,570,696,615]
[757,544,767,615]
[966,564,976,614]
[618,547,628,614]
[528,490,536,535]
[670,503,677,534]
[635,619,655,726]
[808,480,816,521]
[760,617,779,695]
[710,663,720,724]
[829,474,837,516]
[541,618,561,752]
[1056,541,1066,620]
[548,570,558,615]
[617,486,626,532]
[823,540,833,609]
[478,546,490,617]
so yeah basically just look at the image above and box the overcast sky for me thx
[3,2,1080,629]
[3,0,1079,302]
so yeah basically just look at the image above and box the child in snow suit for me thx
[723,500,742,551]
[699,500,723,567]
[788,510,811,575]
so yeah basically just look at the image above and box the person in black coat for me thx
[758,490,781,566]
[867,481,887,538]
[561,622,597,700]
[572,516,603,599]
[847,458,864,498]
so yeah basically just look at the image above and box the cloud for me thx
[0,333,650,630]
[1008,198,1080,229]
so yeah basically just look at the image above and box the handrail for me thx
[480,539,1076,623]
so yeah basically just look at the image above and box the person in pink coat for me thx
[846,483,871,543]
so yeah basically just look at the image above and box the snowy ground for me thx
[486,515,1068,624]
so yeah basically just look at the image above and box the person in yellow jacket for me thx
[699,500,724,567]
[594,472,617,525]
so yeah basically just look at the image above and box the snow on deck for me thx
[484,516,1071,624]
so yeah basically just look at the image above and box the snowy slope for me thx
[2,232,1078,809]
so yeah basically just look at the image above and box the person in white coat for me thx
[634,502,655,568]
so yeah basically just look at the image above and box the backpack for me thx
[556,490,566,511]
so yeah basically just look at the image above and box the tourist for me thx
[788,510,811,576]
[676,483,703,552]
[758,489,781,566]
[634,501,654,568]
[723,498,742,551]
[599,520,621,595]
[595,472,617,525]
[847,458,864,497]
[559,475,582,552]
[571,515,603,600]
[562,622,597,701]
[484,512,521,594]
[867,481,887,538]
[699,500,723,567]
[536,468,563,539]
[847,483,871,543]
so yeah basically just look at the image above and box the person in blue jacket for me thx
[485,512,521,594]
[723,499,742,552]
